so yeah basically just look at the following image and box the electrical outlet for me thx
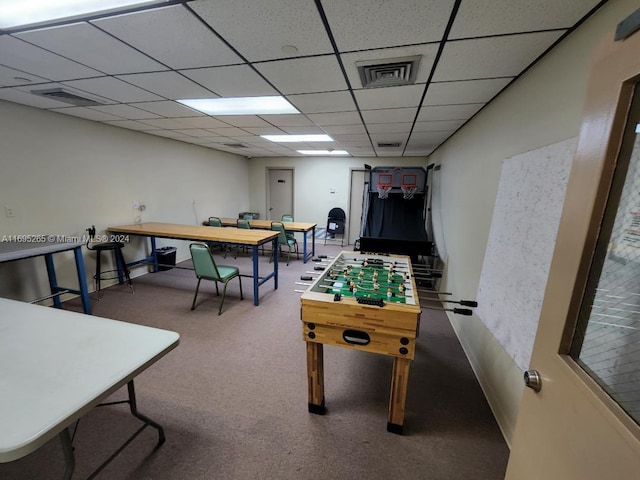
[4,206,15,218]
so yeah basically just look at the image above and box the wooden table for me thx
[0,298,179,479]
[216,218,317,263]
[300,251,421,434]
[0,240,91,314]
[108,222,279,306]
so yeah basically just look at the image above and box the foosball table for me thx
[300,251,421,434]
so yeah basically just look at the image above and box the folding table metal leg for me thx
[59,428,75,480]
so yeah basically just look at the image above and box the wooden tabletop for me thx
[109,222,278,245]
[216,218,317,232]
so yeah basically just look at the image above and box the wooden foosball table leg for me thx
[306,342,326,414]
[387,357,411,434]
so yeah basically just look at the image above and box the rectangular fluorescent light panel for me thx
[262,134,333,143]
[178,97,299,115]
[0,0,167,29]
[297,150,349,155]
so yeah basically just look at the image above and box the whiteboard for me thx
[476,137,577,371]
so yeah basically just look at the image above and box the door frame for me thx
[265,167,294,221]
[506,23,640,479]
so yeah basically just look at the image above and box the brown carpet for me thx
[0,243,509,480]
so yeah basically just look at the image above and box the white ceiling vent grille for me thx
[30,88,105,106]
[356,55,421,89]
[377,142,402,148]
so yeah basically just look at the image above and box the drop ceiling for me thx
[0,0,607,157]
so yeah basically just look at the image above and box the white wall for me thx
[0,100,250,302]
[247,156,429,228]
[428,0,640,446]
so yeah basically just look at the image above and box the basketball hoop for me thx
[401,186,417,200]
[377,185,392,199]
[376,172,393,199]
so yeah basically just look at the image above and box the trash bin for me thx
[156,246,177,271]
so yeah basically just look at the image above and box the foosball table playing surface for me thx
[300,251,421,434]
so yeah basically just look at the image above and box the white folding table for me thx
[0,298,179,479]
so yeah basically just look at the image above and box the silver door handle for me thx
[524,370,542,392]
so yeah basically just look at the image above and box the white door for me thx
[267,168,293,221]
[506,28,640,478]
[348,169,367,245]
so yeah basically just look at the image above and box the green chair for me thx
[281,214,295,243]
[270,221,299,266]
[208,216,223,227]
[237,218,265,256]
[242,213,254,220]
[189,242,243,315]
[207,216,229,258]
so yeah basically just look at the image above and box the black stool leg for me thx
[95,251,102,292]
[115,247,134,293]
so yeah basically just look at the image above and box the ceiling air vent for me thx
[377,142,402,148]
[356,55,421,89]
[30,88,105,106]
[223,143,248,148]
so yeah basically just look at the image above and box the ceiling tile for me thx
[409,131,455,144]
[0,36,101,81]
[287,91,356,114]
[190,0,333,61]
[424,78,513,106]
[117,71,216,100]
[102,119,159,131]
[367,123,413,134]
[174,116,231,129]
[449,0,599,39]
[139,118,196,129]
[50,106,122,122]
[322,124,366,134]
[254,56,348,94]
[361,107,417,124]
[279,126,326,135]
[179,129,216,138]
[307,111,362,126]
[129,100,203,118]
[92,5,244,69]
[0,65,48,87]
[15,22,166,75]
[341,44,438,89]
[417,103,484,121]
[414,119,466,131]
[208,127,253,137]
[62,76,163,103]
[262,114,316,127]
[180,65,278,97]
[243,127,286,135]
[433,31,564,81]
[89,104,161,120]
[216,116,272,128]
[321,0,455,51]
[354,84,424,110]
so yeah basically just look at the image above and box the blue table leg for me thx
[44,253,62,309]
[73,246,92,314]
[252,245,259,306]
[273,237,278,289]
[303,231,309,263]
[311,226,316,257]
[150,236,158,272]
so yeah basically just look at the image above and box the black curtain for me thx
[363,193,427,242]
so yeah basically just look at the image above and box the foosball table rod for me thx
[420,297,478,307]
[422,305,473,315]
